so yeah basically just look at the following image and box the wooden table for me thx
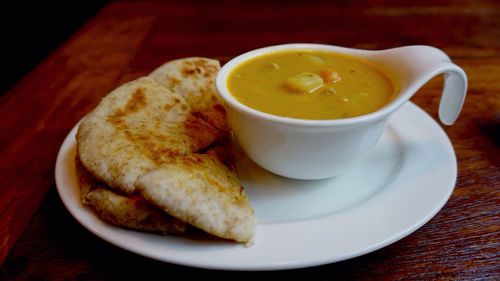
[1,1,498,279]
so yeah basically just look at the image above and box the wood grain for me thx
[1,0,499,279]
[0,7,156,263]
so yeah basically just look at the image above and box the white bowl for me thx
[216,44,467,179]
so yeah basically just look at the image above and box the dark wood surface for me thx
[1,0,499,279]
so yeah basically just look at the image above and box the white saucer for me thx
[55,102,457,270]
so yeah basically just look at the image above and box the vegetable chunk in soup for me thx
[227,50,396,120]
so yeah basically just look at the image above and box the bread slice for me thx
[137,152,255,244]
[75,58,256,244]
[77,77,224,194]
[149,57,227,131]
[76,156,187,234]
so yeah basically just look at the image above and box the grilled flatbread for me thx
[77,77,224,194]
[149,57,227,131]
[76,157,187,234]
[76,58,256,244]
[137,147,255,244]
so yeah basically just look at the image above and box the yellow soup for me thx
[227,50,396,120]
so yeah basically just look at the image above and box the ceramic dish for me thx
[55,102,456,270]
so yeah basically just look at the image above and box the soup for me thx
[227,50,396,120]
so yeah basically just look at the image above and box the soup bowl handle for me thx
[371,45,467,125]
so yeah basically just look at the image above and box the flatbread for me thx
[137,153,255,244]
[76,58,256,244]
[77,76,224,194]
[76,157,187,234]
[149,57,227,131]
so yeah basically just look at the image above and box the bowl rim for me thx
[215,43,404,128]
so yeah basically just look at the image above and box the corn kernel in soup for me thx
[227,50,396,120]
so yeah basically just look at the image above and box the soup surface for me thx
[227,50,396,120]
